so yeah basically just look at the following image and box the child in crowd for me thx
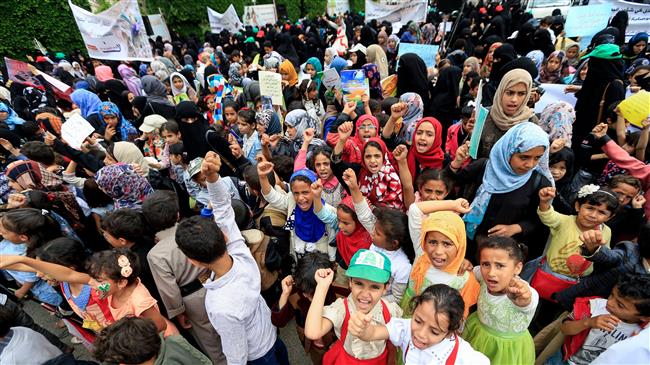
[463,237,539,365]
[305,249,403,363]
[607,174,646,242]
[349,284,489,364]
[236,108,262,164]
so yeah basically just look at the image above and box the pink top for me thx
[602,140,650,217]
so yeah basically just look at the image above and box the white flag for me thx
[207,5,243,34]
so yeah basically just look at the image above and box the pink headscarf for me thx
[117,64,142,96]
[95,65,114,82]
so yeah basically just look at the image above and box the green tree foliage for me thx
[0,0,90,60]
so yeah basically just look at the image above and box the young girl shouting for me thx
[349,284,489,365]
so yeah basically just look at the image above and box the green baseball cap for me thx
[346,249,391,284]
[581,43,622,60]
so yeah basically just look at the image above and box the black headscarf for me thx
[351,50,367,69]
[397,53,430,102]
[431,66,462,125]
[175,101,211,160]
[533,29,555,57]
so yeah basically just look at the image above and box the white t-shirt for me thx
[592,326,650,365]
[0,327,62,365]
[568,298,643,365]
[386,318,489,365]
[370,244,412,285]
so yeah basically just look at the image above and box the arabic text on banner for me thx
[365,0,427,24]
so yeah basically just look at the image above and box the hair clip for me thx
[577,184,600,198]
[117,255,132,278]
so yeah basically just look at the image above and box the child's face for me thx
[237,118,254,135]
[580,63,589,80]
[388,39,397,49]
[324,53,333,65]
[286,125,297,139]
[90,274,122,299]
[314,153,333,181]
[372,225,395,251]
[305,64,316,77]
[291,180,314,212]
[337,208,357,236]
[479,248,522,295]
[256,123,267,135]
[363,146,384,175]
[307,88,318,100]
[207,98,216,111]
[611,183,639,207]
[410,301,451,349]
[0,220,26,244]
[549,160,567,181]
[469,85,479,98]
[415,122,436,153]
[546,57,561,73]
[423,231,457,270]
[193,171,207,187]
[161,129,181,144]
[575,202,613,230]
[501,82,528,116]
[173,76,184,90]
[349,53,358,64]
[509,146,545,175]
[633,40,647,55]
[358,120,378,141]
[103,115,119,128]
[170,153,182,165]
[566,47,578,59]
[224,107,238,125]
[606,286,646,323]
[349,277,387,314]
[419,179,449,201]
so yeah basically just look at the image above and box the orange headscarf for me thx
[409,211,479,317]
[279,60,298,87]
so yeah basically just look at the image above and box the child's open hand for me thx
[588,314,620,332]
[453,198,471,214]
[314,268,334,287]
[311,179,324,198]
[257,161,275,177]
[342,168,359,190]
[538,187,556,203]
[632,194,646,209]
[348,311,372,338]
[507,276,532,307]
[579,229,607,252]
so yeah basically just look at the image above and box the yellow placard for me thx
[618,90,650,128]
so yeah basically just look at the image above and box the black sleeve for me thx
[518,174,552,236]
[331,150,362,196]
[445,158,487,186]
[329,112,352,133]
[52,139,104,173]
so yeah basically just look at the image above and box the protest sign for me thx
[61,114,96,150]
[609,0,650,41]
[365,0,427,24]
[147,14,171,41]
[207,5,243,34]
[618,90,650,128]
[397,43,440,69]
[4,57,43,88]
[564,4,611,37]
[340,70,369,103]
[243,4,277,27]
[321,69,342,91]
[469,80,488,159]
[258,71,283,105]
[327,0,350,16]
[381,75,397,98]
[533,84,578,114]
[69,0,153,61]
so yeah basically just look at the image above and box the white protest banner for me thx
[147,14,171,41]
[207,5,243,34]
[61,114,96,150]
[365,0,427,24]
[321,68,342,91]
[609,0,650,41]
[564,4,611,37]
[69,0,153,61]
[327,0,350,16]
[534,84,578,114]
[259,71,283,105]
[243,4,277,27]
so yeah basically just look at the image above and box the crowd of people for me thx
[0,1,650,364]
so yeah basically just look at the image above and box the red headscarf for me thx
[407,118,445,178]
[336,196,373,265]
[359,138,404,210]
[351,114,380,160]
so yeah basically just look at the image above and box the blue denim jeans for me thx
[247,337,290,365]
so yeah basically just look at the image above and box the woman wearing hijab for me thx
[397,54,431,113]
[104,141,150,176]
[95,163,153,210]
[404,212,480,318]
[117,64,142,96]
[349,48,367,70]
[98,102,139,143]
[169,72,198,104]
[572,44,626,149]
[140,75,173,106]
[622,32,649,68]
[174,101,212,160]
[452,122,552,260]
[94,65,114,82]
[71,62,85,79]
[70,89,104,131]
[539,101,575,148]
[329,57,348,75]
[480,42,502,78]
[431,66,462,142]
[477,69,536,159]
[533,29,555,58]
[0,103,25,131]
[273,109,325,159]
[538,50,570,84]
[323,48,338,70]
[279,60,300,106]
[255,109,282,136]
[406,118,445,180]
[366,45,389,81]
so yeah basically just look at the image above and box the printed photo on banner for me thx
[340,70,369,103]
[327,0,350,16]
[68,0,153,61]
[146,14,171,42]
[365,0,427,24]
[207,5,243,34]
[243,4,277,27]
